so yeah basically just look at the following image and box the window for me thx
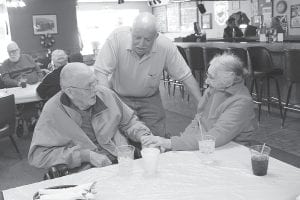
[76,7,139,55]
[0,4,11,63]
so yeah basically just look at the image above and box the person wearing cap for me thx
[142,53,256,150]
[29,62,153,170]
[94,12,201,138]
[0,41,43,87]
[36,49,68,100]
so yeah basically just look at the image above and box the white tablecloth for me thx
[3,142,300,200]
[0,83,41,104]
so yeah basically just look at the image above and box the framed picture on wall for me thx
[201,13,212,29]
[32,15,58,35]
[290,4,300,28]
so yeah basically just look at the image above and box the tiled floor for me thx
[0,82,299,191]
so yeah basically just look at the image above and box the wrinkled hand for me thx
[89,151,112,168]
[141,135,171,151]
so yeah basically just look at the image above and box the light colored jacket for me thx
[171,82,256,150]
[28,86,151,169]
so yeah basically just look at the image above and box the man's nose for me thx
[137,38,145,47]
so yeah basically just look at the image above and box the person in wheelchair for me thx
[28,62,153,173]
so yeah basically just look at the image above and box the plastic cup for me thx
[141,147,160,176]
[250,145,271,176]
[116,145,135,176]
[198,135,215,164]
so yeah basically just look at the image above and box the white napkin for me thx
[38,182,96,200]
[296,194,300,200]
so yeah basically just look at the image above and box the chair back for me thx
[226,47,248,68]
[284,49,300,82]
[176,46,189,65]
[186,47,205,72]
[247,46,273,74]
[0,94,16,137]
[203,47,224,70]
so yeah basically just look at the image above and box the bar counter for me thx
[175,41,300,108]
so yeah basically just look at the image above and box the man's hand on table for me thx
[141,135,171,152]
[80,150,112,168]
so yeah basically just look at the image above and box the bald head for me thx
[60,62,93,89]
[7,41,20,62]
[132,12,157,34]
[131,12,158,57]
[60,62,97,110]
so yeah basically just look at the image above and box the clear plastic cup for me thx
[141,147,160,176]
[250,145,271,176]
[116,145,135,176]
[198,135,215,164]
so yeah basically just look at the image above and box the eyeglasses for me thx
[67,81,97,92]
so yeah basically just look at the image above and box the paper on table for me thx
[37,182,96,200]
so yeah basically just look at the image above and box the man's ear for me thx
[63,87,73,99]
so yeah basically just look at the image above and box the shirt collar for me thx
[60,92,107,115]
[223,81,245,95]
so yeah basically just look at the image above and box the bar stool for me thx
[226,47,248,68]
[247,46,283,121]
[186,46,206,94]
[281,49,300,127]
[203,47,224,70]
[173,46,188,100]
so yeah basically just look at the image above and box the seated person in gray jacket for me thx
[1,41,43,87]
[28,62,153,169]
[142,53,256,150]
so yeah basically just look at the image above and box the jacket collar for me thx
[209,81,245,96]
[60,93,107,115]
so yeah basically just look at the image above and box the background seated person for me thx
[142,53,256,150]
[235,12,257,37]
[36,49,68,100]
[223,17,243,39]
[28,62,152,170]
[0,41,43,88]
[271,16,284,34]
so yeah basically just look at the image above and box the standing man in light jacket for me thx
[28,62,153,169]
[142,53,256,150]
[94,12,201,138]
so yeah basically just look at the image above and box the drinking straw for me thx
[198,119,203,140]
[260,143,266,154]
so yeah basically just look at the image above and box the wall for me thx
[202,1,252,38]
[7,0,80,55]
[77,1,150,12]
[160,0,253,40]
[273,0,300,37]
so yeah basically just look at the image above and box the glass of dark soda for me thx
[250,145,271,176]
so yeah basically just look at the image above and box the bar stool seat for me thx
[282,49,300,127]
[247,46,283,122]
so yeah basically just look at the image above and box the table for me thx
[0,83,42,104]
[2,142,300,200]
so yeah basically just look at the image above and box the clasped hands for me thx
[140,135,171,152]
